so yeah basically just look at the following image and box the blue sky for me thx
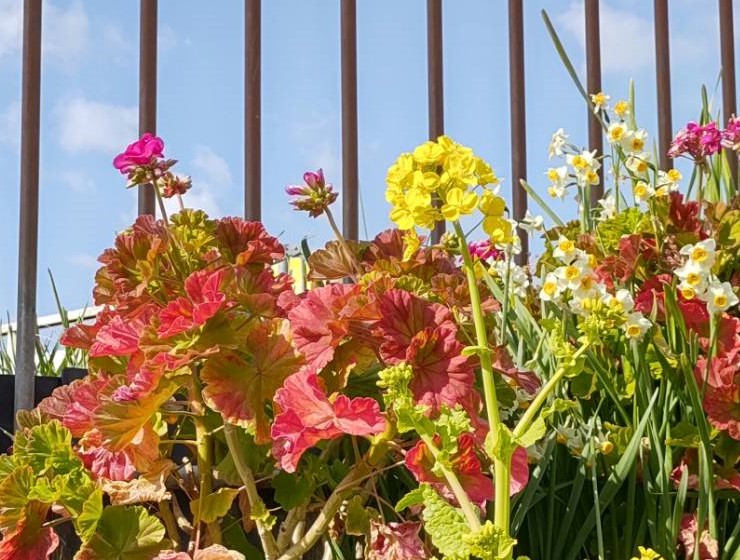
[0,0,736,319]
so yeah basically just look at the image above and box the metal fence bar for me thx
[585,0,604,205]
[508,0,528,264]
[341,0,359,240]
[15,0,43,419]
[427,0,445,243]
[654,0,672,170]
[720,0,738,184]
[138,0,157,216]
[245,0,261,221]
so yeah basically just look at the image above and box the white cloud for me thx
[193,146,232,185]
[0,0,88,65]
[0,100,20,147]
[556,1,716,76]
[44,0,89,66]
[0,0,22,59]
[556,2,654,74]
[56,98,137,154]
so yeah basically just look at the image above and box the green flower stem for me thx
[420,434,482,531]
[453,222,501,431]
[324,206,360,275]
[223,424,280,560]
[513,343,589,440]
[193,415,222,547]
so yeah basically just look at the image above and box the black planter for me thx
[0,368,89,452]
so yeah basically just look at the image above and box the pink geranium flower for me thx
[271,368,386,472]
[113,132,165,173]
[286,168,339,218]
[679,513,719,559]
[721,115,740,151]
[668,121,722,164]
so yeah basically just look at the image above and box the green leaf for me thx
[12,420,82,476]
[419,485,473,560]
[272,470,314,510]
[191,487,241,524]
[75,488,104,543]
[75,505,167,559]
[666,421,701,448]
[395,487,425,512]
[516,416,547,448]
[485,424,518,462]
[344,495,374,536]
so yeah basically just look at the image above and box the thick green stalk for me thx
[193,415,222,546]
[223,424,280,560]
[420,434,482,531]
[453,222,509,546]
[454,222,501,430]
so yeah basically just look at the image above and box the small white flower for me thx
[548,128,569,159]
[609,289,635,313]
[597,195,616,220]
[656,169,681,195]
[519,211,544,234]
[699,281,738,314]
[607,122,628,144]
[624,312,651,340]
[679,239,716,271]
[540,272,563,301]
[674,261,709,293]
[556,262,587,291]
[633,180,654,203]
[621,128,648,154]
[553,235,578,264]
[625,152,652,177]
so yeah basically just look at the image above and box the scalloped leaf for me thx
[190,487,241,524]
[201,318,304,443]
[75,505,167,560]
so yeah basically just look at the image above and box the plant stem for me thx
[513,343,589,440]
[324,207,359,274]
[454,222,501,430]
[159,500,181,550]
[193,414,222,547]
[420,434,482,531]
[224,424,280,560]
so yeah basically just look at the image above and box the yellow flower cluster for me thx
[386,136,514,244]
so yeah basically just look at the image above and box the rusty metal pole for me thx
[508,0,528,264]
[427,0,445,243]
[15,0,43,419]
[138,0,157,216]
[654,0,672,170]
[341,0,359,240]
[245,0,261,221]
[720,0,738,185]
[585,0,604,205]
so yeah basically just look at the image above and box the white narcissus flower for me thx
[674,261,709,294]
[700,281,738,314]
[679,239,716,271]
[626,152,652,177]
[519,210,544,234]
[597,195,616,220]
[540,272,562,302]
[621,128,648,153]
[607,122,628,144]
[624,312,651,340]
[609,289,635,314]
[553,235,578,264]
[556,262,587,291]
[633,181,654,203]
[548,128,569,158]
[656,168,682,195]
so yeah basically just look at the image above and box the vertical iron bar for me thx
[654,0,672,170]
[427,0,445,243]
[341,0,359,240]
[15,0,42,419]
[138,0,157,216]
[585,0,604,205]
[720,0,738,184]
[245,0,261,221]
[508,0,528,264]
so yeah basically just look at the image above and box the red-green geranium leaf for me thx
[0,501,58,560]
[201,318,305,443]
[75,505,167,560]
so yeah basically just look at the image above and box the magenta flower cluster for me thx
[285,168,339,218]
[668,117,740,164]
